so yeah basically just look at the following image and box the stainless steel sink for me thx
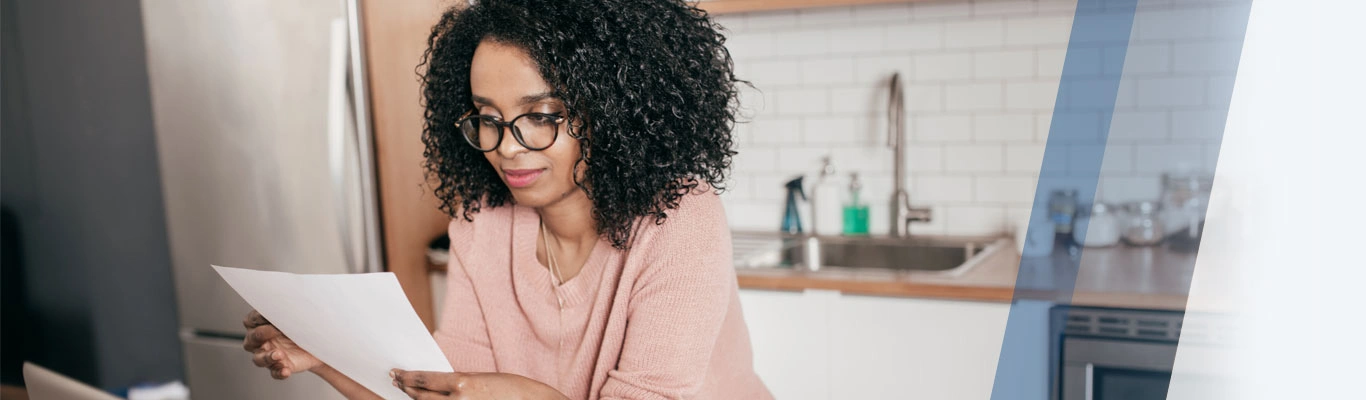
[732,232,1008,276]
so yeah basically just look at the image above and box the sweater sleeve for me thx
[432,219,498,372]
[600,193,736,400]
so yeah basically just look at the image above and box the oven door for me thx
[1061,337,1176,400]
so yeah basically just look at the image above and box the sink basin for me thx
[732,232,1007,276]
[785,237,984,271]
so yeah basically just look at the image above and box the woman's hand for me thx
[242,310,324,379]
[390,370,569,400]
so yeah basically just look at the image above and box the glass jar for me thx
[1122,201,1165,246]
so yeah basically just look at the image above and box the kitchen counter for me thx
[736,241,1199,311]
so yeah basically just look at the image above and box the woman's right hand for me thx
[243,310,324,380]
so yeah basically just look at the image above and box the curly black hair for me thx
[419,0,743,250]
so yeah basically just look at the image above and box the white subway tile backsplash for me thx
[1098,176,1161,203]
[972,0,1037,16]
[734,148,778,173]
[975,175,1038,203]
[944,144,1004,172]
[915,53,974,81]
[975,50,1035,79]
[1005,16,1074,45]
[1107,111,1169,141]
[797,6,855,27]
[775,88,830,115]
[1134,8,1210,41]
[1036,0,1079,14]
[751,118,802,144]
[751,173,799,201]
[722,198,782,230]
[1035,111,1053,141]
[746,10,799,30]
[885,24,944,51]
[1171,108,1229,140]
[1116,43,1172,75]
[1133,143,1205,173]
[724,32,775,59]
[801,58,856,85]
[828,26,888,54]
[945,82,1004,111]
[713,15,747,32]
[1207,75,1236,105]
[1136,77,1206,108]
[854,54,913,84]
[944,205,1007,235]
[1036,47,1068,77]
[913,2,972,20]
[913,176,974,202]
[975,113,1035,142]
[1006,80,1062,110]
[906,83,944,113]
[830,87,879,115]
[1068,144,1133,174]
[803,116,866,144]
[772,29,833,57]
[1173,40,1243,73]
[944,19,1006,49]
[853,3,913,23]
[774,147,832,176]
[1005,144,1046,173]
[914,114,972,142]
[749,60,803,87]
[906,145,944,173]
[719,0,1233,234]
[832,147,894,176]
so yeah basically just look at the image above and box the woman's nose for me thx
[494,127,529,158]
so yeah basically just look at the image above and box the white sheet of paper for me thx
[213,265,453,399]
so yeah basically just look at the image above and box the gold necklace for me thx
[540,220,566,303]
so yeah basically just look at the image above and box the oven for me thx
[1053,306,1190,400]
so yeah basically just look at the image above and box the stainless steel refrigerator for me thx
[141,0,382,398]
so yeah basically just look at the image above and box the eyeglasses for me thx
[456,110,568,152]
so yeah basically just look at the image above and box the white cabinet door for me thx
[828,295,1012,400]
[739,289,838,400]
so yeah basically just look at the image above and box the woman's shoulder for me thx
[626,186,731,263]
[446,204,516,246]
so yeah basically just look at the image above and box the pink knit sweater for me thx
[433,190,772,400]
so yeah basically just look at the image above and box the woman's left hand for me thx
[390,369,568,400]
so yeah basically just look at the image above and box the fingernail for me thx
[389,370,396,379]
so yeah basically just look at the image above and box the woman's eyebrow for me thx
[470,92,558,107]
[518,91,557,105]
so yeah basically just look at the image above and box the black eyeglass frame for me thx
[456,109,571,152]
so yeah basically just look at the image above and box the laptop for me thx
[22,362,121,400]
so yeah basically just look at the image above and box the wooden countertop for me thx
[736,242,1199,310]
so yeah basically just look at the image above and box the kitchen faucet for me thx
[888,72,932,237]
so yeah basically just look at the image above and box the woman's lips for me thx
[503,169,544,188]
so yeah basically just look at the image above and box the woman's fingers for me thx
[391,369,457,392]
[243,310,270,329]
[243,324,282,351]
[399,385,448,400]
[251,350,274,367]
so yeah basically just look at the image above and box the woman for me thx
[242,0,771,398]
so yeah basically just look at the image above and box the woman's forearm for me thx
[312,365,382,400]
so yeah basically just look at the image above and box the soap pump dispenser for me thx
[782,176,806,234]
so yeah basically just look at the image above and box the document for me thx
[213,265,453,399]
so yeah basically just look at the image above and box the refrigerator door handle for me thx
[327,18,363,275]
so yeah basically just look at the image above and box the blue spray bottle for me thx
[782,176,806,234]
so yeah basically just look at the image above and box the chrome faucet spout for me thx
[888,73,931,237]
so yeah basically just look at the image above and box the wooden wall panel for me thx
[361,0,459,330]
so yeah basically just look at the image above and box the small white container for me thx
[1074,203,1121,247]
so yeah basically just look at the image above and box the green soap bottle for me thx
[842,172,870,235]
